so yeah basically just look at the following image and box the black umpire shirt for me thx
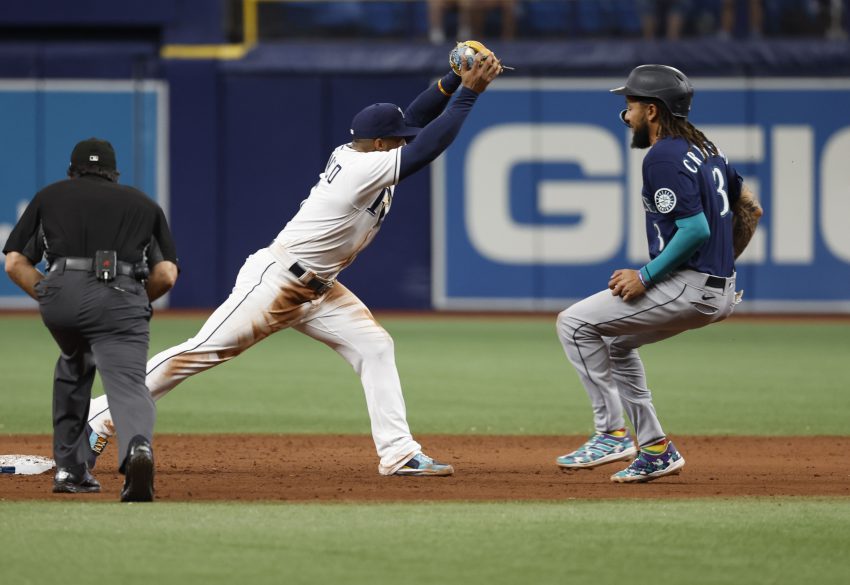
[3,175,177,267]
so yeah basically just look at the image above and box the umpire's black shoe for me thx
[120,435,155,503]
[53,464,101,494]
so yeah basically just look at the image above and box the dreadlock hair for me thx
[642,97,718,158]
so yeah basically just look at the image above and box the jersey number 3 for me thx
[712,166,730,217]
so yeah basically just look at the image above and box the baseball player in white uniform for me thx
[85,47,503,477]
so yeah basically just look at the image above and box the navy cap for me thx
[70,137,117,171]
[350,103,422,140]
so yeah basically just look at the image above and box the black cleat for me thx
[53,465,101,494]
[120,436,155,503]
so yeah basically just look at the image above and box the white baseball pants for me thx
[90,245,421,475]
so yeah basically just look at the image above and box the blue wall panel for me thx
[211,73,436,309]
[219,75,324,291]
[322,75,434,309]
[164,60,221,308]
[0,82,164,306]
[3,38,850,312]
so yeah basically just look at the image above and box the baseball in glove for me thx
[449,40,513,76]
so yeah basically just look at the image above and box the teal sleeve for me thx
[639,213,710,286]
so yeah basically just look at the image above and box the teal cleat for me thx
[556,432,637,469]
[610,441,685,483]
[86,423,110,470]
[394,453,454,477]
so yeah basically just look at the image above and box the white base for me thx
[0,454,55,475]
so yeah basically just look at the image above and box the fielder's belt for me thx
[287,261,334,295]
[269,241,334,295]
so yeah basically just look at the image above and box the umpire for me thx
[3,137,178,502]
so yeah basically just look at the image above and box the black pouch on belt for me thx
[95,250,118,281]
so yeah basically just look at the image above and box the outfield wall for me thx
[1,40,849,311]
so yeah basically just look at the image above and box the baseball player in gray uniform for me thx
[85,47,503,477]
[555,65,763,482]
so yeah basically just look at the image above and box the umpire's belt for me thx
[268,241,334,295]
[49,257,136,278]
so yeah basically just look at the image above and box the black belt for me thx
[49,257,137,278]
[705,275,728,289]
[288,262,333,294]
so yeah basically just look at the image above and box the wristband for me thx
[438,72,461,97]
[638,267,652,289]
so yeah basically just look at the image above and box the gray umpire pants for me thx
[35,268,154,472]
[556,269,737,448]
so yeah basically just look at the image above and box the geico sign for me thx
[465,123,850,265]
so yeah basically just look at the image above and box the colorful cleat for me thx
[556,432,637,469]
[610,441,685,483]
[394,453,454,477]
[86,422,112,470]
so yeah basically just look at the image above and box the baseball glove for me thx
[449,40,493,76]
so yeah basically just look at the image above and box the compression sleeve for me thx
[404,73,462,128]
[398,87,478,181]
[640,212,710,286]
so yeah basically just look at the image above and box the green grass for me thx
[1,314,849,435]
[3,316,849,585]
[1,499,849,585]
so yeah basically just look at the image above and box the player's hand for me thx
[608,269,647,302]
[461,51,503,94]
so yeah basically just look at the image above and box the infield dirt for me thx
[2,434,848,501]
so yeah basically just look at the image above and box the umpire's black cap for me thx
[350,103,422,140]
[611,64,694,121]
[70,137,117,171]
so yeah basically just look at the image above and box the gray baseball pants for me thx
[556,269,737,447]
[36,269,154,471]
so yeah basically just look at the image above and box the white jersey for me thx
[275,143,401,280]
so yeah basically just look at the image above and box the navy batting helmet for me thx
[610,64,694,123]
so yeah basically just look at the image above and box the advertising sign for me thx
[0,80,168,307]
[433,78,850,312]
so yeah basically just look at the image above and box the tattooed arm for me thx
[732,183,763,259]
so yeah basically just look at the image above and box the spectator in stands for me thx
[636,0,691,40]
[428,0,517,44]
[792,0,847,39]
[825,0,848,39]
[719,0,764,39]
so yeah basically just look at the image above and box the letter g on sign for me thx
[465,123,624,264]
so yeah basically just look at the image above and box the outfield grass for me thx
[2,316,849,585]
[1,499,848,585]
[1,315,849,435]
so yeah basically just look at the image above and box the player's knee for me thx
[353,331,395,365]
[556,307,582,342]
[370,332,395,361]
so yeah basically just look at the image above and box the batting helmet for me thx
[610,64,694,123]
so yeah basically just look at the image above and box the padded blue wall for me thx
[162,60,221,308]
[210,73,433,309]
[4,35,850,309]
